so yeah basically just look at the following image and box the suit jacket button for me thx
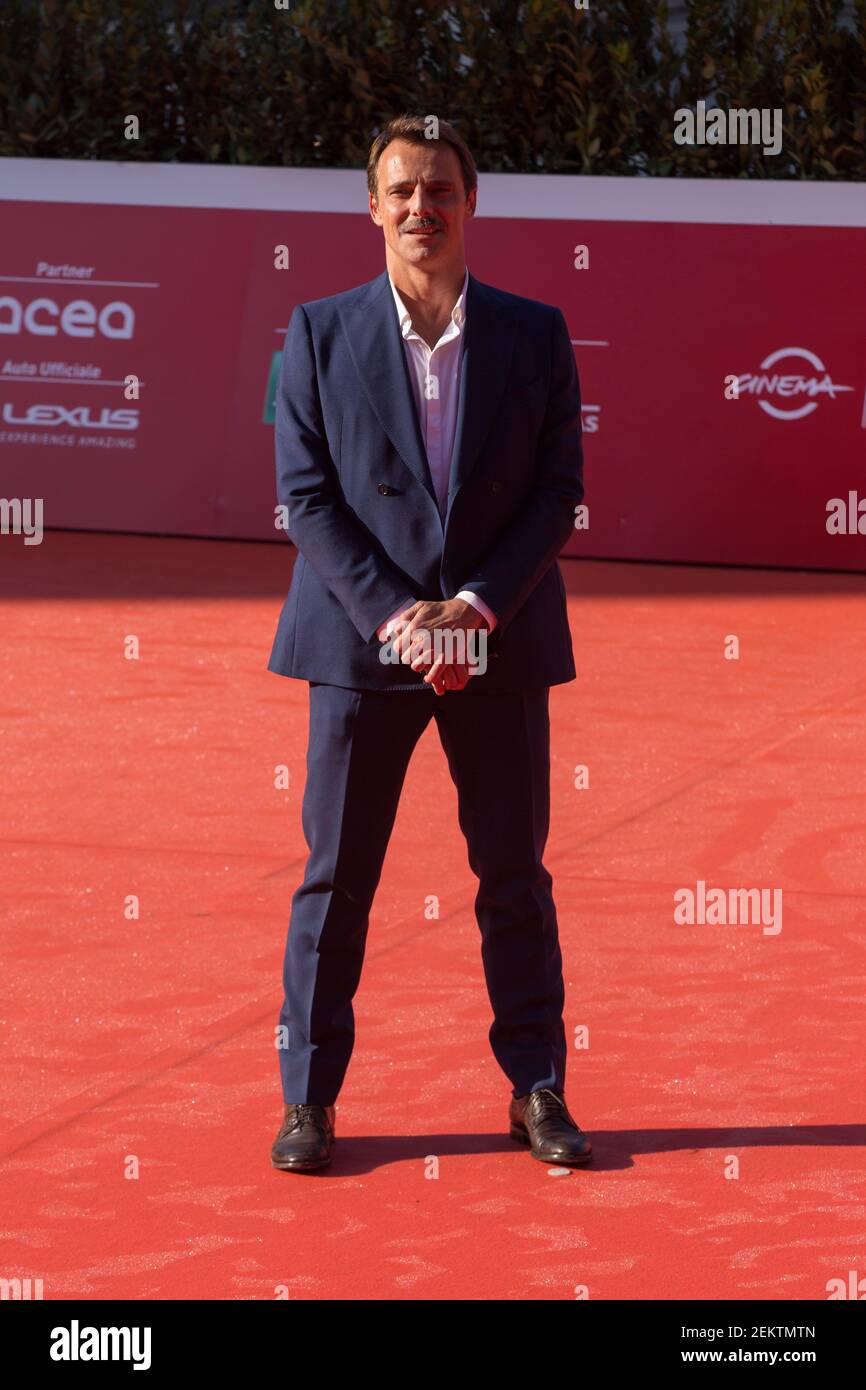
[378,483,392,495]
[491,480,501,493]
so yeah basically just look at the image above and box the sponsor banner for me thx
[0,201,253,535]
[1,162,864,568]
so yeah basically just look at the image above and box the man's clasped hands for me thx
[379,597,489,695]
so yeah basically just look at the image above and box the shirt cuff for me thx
[456,590,497,632]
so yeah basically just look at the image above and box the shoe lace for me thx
[283,1104,326,1135]
[528,1089,569,1123]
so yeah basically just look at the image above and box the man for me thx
[267,113,590,1172]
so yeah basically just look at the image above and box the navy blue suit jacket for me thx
[267,269,584,692]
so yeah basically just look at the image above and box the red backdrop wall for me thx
[1,162,864,569]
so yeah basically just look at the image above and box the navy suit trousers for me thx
[277,682,568,1104]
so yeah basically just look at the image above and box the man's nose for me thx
[408,186,434,219]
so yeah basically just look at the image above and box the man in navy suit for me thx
[268,114,591,1171]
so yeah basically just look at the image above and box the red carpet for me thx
[2,533,864,1300]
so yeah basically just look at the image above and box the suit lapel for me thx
[445,272,517,525]
[338,269,518,526]
[339,271,438,507]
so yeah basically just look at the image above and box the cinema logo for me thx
[731,348,853,420]
[50,1320,152,1371]
[379,624,487,675]
[674,880,782,936]
[674,100,782,156]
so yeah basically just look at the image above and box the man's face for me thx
[369,138,475,269]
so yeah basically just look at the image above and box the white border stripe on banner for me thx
[0,158,863,226]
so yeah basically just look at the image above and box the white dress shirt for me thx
[376,268,498,642]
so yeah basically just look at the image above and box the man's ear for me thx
[369,192,383,226]
[465,188,477,220]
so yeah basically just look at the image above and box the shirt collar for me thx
[388,267,469,340]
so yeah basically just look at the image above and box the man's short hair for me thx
[367,114,478,200]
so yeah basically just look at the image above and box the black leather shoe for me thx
[509,1088,592,1165]
[271,1103,335,1171]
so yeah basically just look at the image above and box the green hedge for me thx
[1,0,864,178]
